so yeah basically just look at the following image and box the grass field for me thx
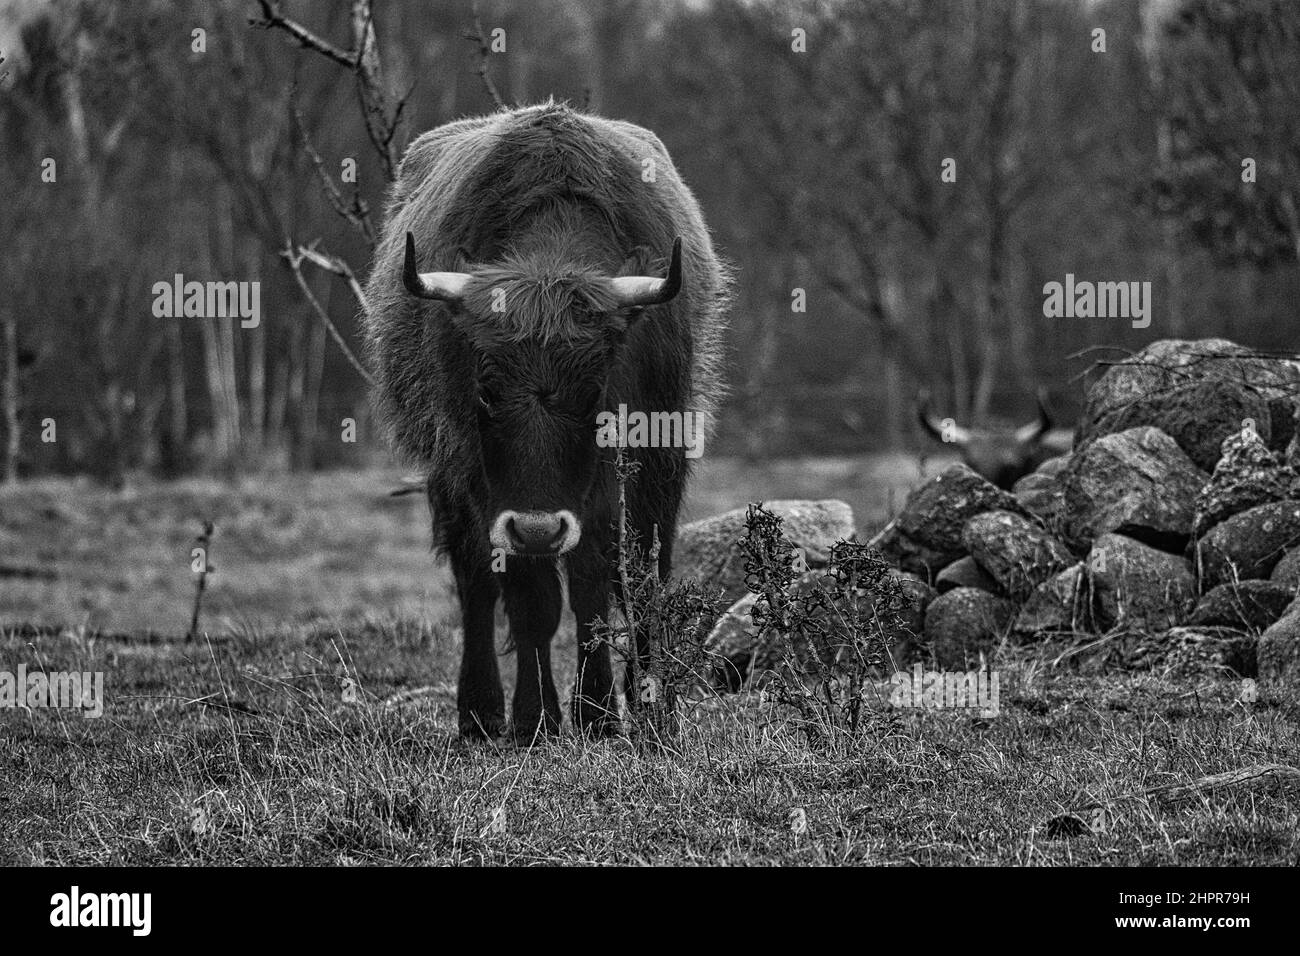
[3,454,1299,865]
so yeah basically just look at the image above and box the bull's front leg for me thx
[453,565,505,739]
[502,558,563,740]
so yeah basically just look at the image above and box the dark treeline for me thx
[2,0,1297,481]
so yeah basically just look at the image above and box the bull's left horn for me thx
[607,237,683,308]
[1013,390,1053,444]
[403,232,471,305]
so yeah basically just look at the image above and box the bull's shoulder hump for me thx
[593,117,671,160]
[396,115,499,187]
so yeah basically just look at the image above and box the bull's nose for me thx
[505,511,566,554]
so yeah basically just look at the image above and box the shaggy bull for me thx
[917,391,1073,489]
[364,104,729,739]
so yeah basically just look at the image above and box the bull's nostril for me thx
[507,511,565,553]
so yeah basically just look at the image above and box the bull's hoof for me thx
[510,708,562,744]
[579,716,622,738]
[458,711,506,741]
[572,696,622,738]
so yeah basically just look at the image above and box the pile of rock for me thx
[675,338,1300,687]
[870,338,1300,682]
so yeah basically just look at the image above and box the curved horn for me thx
[403,232,471,304]
[917,390,972,444]
[1013,390,1053,445]
[607,237,683,308]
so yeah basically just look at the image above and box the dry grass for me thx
[3,455,1297,865]
[4,621,1297,864]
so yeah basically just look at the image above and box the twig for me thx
[290,91,375,247]
[350,0,404,181]
[296,241,371,313]
[250,0,356,68]
[1053,763,1300,833]
[467,0,508,110]
[616,447,638,705]
[281,240,374,386]
[187,521,215,642]
[253,1,407,181]
[250,1,405,388]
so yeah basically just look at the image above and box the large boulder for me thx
[1196,501,1300,589]
[1062,426,1208,550]
[962,510,1073,601]
[935,555,1002,595]
[923,587,1013,667]
[675,499,855,606]
[869,464,1024,578]
[1012,455,1070,529]
[1270,548,1300,589]
[1257,595,1300,683]
[1187,580,1295,631]
[1077,338,1300,472]
[705,592,761,690]
[1088,533,1196,632]
[1192,427,1294,535]
[1014,563,1087,639]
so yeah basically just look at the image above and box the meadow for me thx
[2,454,1298,865]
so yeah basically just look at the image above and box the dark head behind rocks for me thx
[918,390,1073,489]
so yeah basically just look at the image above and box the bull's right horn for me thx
[917,390,972,444]
[403,232,472,305]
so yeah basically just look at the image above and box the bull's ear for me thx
[403,232,472,306]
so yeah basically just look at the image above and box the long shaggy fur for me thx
[363,103,731,498]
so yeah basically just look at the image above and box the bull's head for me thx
[917,390,1060,489]
[403,232,682,556]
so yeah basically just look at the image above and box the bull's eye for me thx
[477,385,496,413]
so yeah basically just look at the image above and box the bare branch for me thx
[290,92,375,247]
[281,240,374,386]
[349,0,402,180]
[250,0,356,69]
[296,242,371,315]
[467,0,508,110]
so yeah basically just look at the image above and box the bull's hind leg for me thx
[453,565,505,739]
[503,559,563,739]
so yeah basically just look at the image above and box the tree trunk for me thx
[287,314,306,467]
[165,319,187,471]
[301,302,328,469]
[246,295,265,449]
[2,314,19,483]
